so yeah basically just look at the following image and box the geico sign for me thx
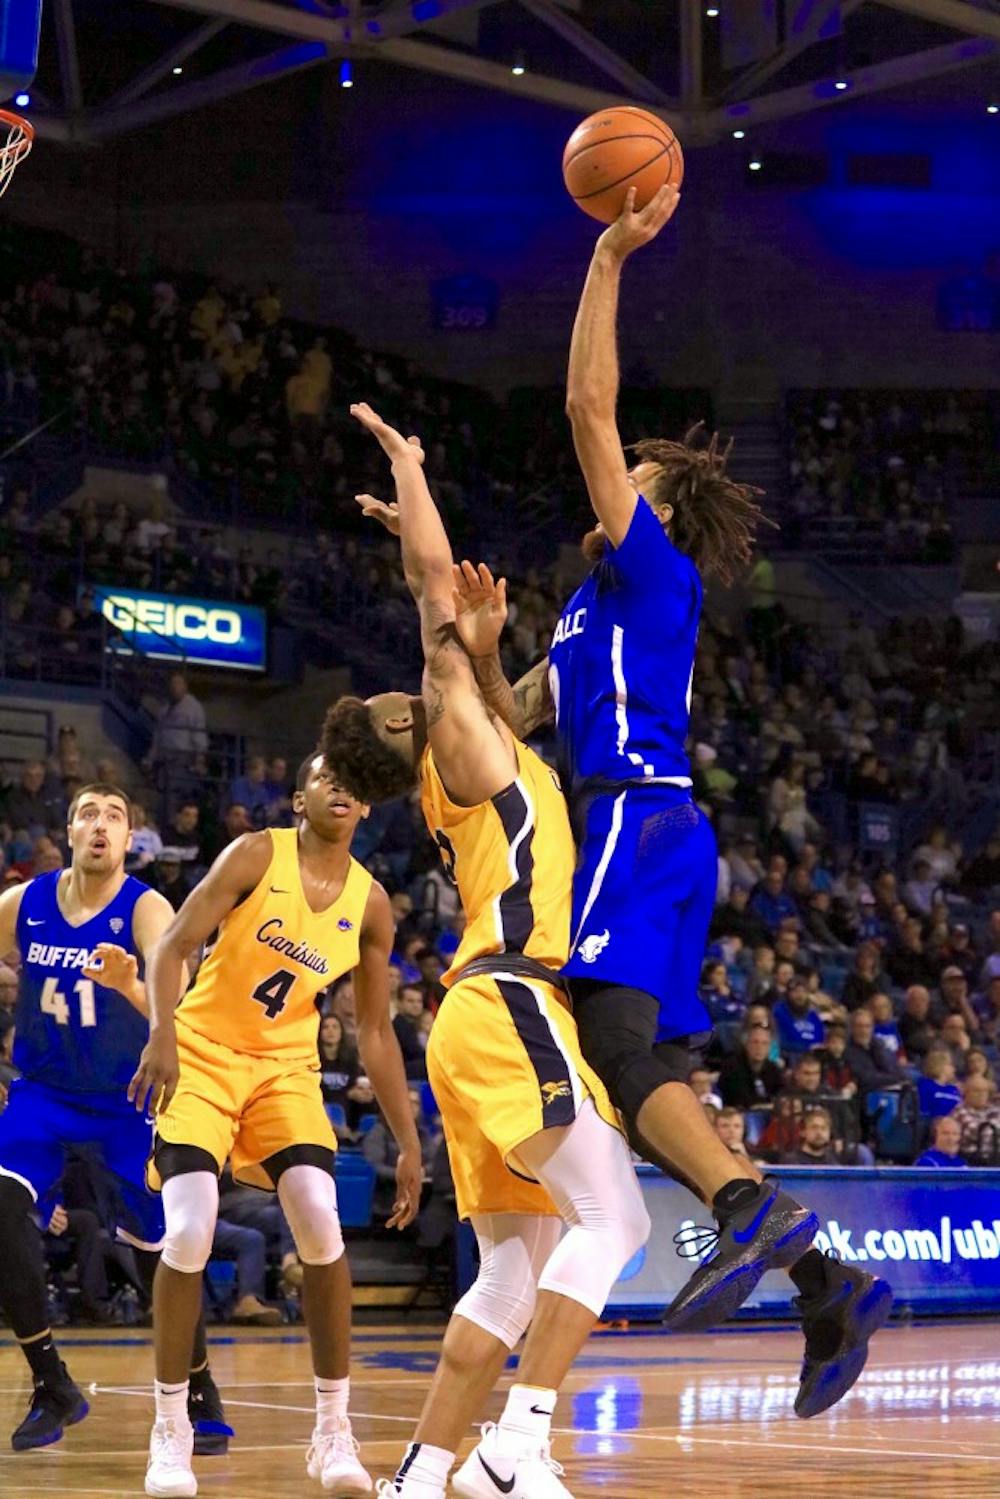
[102,595,243,645]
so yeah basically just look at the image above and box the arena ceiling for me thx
[22,0,1000,145]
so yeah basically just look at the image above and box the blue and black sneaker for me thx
[189,1367,234,1456]
[794,1258,893,1418]
[664,1181,819,1332]
[11,1366,89,1450]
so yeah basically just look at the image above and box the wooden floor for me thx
[1,1319,998,1497]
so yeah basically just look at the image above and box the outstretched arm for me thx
[566,184,680,546]
[354,881,422,1230]
[350,403,515,805]
[451,561,553,736]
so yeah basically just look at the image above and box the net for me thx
[0,108,33,198]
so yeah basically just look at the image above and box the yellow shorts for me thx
[148,1021,336,1192]
[427,970,621,1221]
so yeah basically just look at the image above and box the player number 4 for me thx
[252,968,296,1021]
[40,976,96,1028]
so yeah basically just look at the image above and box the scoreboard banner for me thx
[89,585,267,673]
[605,1166,1000,1318]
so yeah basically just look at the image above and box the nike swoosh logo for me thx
[26,918,45,926]
[530,1404,553,1416]
[478,1452,515,1494]
[269,887,289,894]
[732,1192,776,1244]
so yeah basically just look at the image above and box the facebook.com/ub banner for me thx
[606,1166,1000,1319]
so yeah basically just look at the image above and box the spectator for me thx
[699,960,745,1031]
[217,1165,301,1299]
[688,1065,723,1111]
[749,864,798,935]
[392,984,428,1081]
[718,1027,785,1109]
[710,884,769,948]
[205,802,252,862]
[327,975,358,1050]
[149,851,190,911]
[817,1021,856,1096]
[952,1076,1000,1163]
[917,1047,962,1118]
[844,1008,903,1095]
[939,1012,972,1072]
[870,991,904,1059]
[903,858,940,918]
[0,964,17,1014]
[785,1052,826,1101]
[773,977,825,1057]
[975,975,1000,1050]
[961,834,1000,895]
[318,1013,372,1134]
[262,756,293,826]
[899,984,939,1061]
[914,1114,968,1168]
[147,670,208,769]
[2,760,62,834]
[913,824,961,885]
[362,1090,434,1219]
[841,942,883,1012]
[938,922,978,984]
[781,1106,838,1165]
[124,802,163,874]
[886,917,936,989]
[714,1107,748,1156]
[746,945,777,1002]
[162,801,204,866]
[211,1216,282,1325]
[229,755,272,827]
[937,966,980,1038]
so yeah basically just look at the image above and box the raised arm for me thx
[451,559,554,736]
[127,832,272,1112]
[565,183,680,546]
[350,403,516,805]
[353,881,422,1230]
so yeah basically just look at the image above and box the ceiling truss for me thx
[19,0,1000,146]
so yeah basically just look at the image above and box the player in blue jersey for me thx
[456,185,891,1417]
[0,782,230,1453]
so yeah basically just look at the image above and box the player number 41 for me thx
[40,976,97,1028]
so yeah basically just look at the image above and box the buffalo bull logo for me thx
[576,930,610,964]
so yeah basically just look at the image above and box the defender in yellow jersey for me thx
[322,404,649,1499]
[128,753,422,1499]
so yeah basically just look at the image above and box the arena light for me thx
[172,66,183,75]
[13,91,30,107]
[340,60,353,89]
[511,53,526,76]
[705,6,720,16]
[748,155,762,172]
[988,103,999,115]
[834,78,850,91]
[732,129,745,140]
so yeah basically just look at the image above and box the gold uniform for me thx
[421,737,618,1220]
[150,828,372,1191]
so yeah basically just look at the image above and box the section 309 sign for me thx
[89,585,267,673]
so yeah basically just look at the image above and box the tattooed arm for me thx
[350,403,517,805]
[451,560,554,736]
[471,655,553,738]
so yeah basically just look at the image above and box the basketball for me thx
[562,106,684,225]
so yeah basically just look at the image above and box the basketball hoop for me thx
[0,108,33,198]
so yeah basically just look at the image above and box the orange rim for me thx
[0,108,35,147]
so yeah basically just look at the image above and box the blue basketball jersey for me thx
[548,496,701,791]
[14,871,150,1094]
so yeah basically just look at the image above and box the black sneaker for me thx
[11,1368,89,1451]
[664,1182,819,1332]
[188,1368,234,1456]
[795,1259,893,1418]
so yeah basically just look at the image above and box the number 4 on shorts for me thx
[252,968,296,1020]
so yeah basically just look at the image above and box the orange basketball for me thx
[562,106,684,225]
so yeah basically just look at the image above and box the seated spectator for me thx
[718,1026,785,1109]
[917,1046,962,1117]
[961,834,1000,896]
[818,1022,857,1097]
[699,960,745,1029]
[228,754,271,827]
[870,991,904,1060]
[773,924,808,975]
[781,1105,838,1166]
[773,977,825,1057]
[963,1048,996,1085]
[218,1165,301,1298]
[148,850,190,911]
[211,1215,282,1325]
[327,975,358,1050]
[802,889,843,951]
[124,802,162,874]
[899,984,939,1061]
[886,918,937,989]
[841,942,883,1012]
[977,975,1000,1051]
[318,1013,372,1135]
[939,1012,972,1072]
[710,884,770,948]
[938,922,978,984]
[362,1090,434,1219]
[413,946,446,1012]
[688,1065,723,1111]
[785,1052,826,1101]
[161,801,204,866]
[749,863,798,935]
[913,824,961,885]
[903,858,941,918]
[756,1093,804,1162]
[205,802,253,862]
[914,1113,968,1168]
[952,1076,1000,1164]
[937,966,981,1038]
[392,984,428,1081]
[728,834,766,891]
[2,760,63,835]
[262,755,293,826]
[714,1107,748,1156]
[844,1008,903,1095]
[746,945,777,1002]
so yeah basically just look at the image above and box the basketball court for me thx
[1,1320,998,1497]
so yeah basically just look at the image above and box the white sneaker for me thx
[452,1423,573,1498]
[145,1417,197,1498]
[306,1417,374,1495]
[374,1478,445,1498]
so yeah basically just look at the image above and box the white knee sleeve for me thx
[517,1099,651,1318]
[452,1213,564,1350]
[277,1164,344,1266]
[161,1172,219,1275]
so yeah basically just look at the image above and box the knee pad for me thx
[452,1214,562,1350]
[572,985,676,1123]
[277,1164,344,1266]
[161,1172,218,1275]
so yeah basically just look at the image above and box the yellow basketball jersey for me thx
[420,737,573,982]
[177,828,372,1060]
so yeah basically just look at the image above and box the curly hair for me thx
[632,423,776,586]
[320,696,418,805]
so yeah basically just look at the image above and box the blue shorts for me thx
[564,785,717,1043]
[0,1078,165,1249]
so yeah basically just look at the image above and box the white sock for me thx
[315,1375,350,1434]
[154,1379,189,1425]
[394,1441,455,1492]
[497,1383,556,1450]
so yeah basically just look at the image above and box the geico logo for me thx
[103,596,242,644]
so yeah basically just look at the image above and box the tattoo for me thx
[425,681,446,727]
[513,661,553,735]
[472,653,552,737]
